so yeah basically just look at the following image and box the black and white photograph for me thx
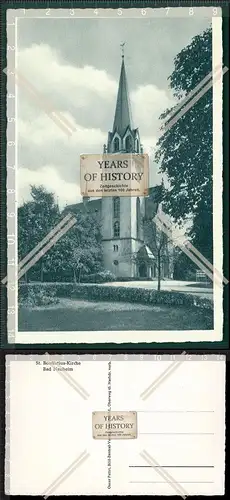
[6,6,225,343]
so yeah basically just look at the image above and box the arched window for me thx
[113,197,120,238]
[125,135,133,152]
[113,221,120,238]
[113,197,120,218]
[135,138,139,153]
[113,137,120,152]
[136,197,141,240]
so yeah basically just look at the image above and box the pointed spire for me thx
[112,46,133,136]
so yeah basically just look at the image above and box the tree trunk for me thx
[78,267,82,284]
[40,263,44,283]
[73,268,77,284]
[157,251,161,292]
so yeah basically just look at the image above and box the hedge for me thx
[80,270,116,283]
[19,282,213,312]
[19,285,60,307]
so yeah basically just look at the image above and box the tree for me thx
[18,185,60,281]
[173,247,195,280]
[142,182,173,290]
[144,213,167,291]
[18,186,103,282]
[60,210,103,282]
[155,26,213,263]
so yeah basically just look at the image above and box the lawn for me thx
[18,298,213,331]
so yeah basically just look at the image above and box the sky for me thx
[16,9,211,208]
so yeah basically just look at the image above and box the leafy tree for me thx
[18,186,102,282]
[173,247,196,280]
[55,210,103,282]
[143,214,169,291]
[18,185,60,281]
[155,26,213,263]
[143,183,173,290]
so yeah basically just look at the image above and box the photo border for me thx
[4,352,227,496]
[0,0,229,349]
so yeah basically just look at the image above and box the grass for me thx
[18,298,213,332]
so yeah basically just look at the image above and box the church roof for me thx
[63,198,102,216]
[136,244,156,261]
[63,185,162,218]
[112,56,133,137]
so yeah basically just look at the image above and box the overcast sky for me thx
[16,9,211,208]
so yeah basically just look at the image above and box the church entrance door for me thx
[139,263,147,278]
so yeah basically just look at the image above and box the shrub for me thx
[19,282,213,313]
[81,270,116,283]
[19,284,60,307]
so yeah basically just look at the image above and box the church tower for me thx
[107,51,142,155]
[101,49,146,278]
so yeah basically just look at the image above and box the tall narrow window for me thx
[113,221,120,238]
[125,135,133,152]
[113,197,120,238]
[135,138,139,153]
[113,197,120,218]
[136,197,141,240]
[114,137,119,152]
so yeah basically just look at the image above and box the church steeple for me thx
[112,51,133,137]
[107,47,141,155]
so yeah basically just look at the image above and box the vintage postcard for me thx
[5,353,226,495]
[5,6,226,344]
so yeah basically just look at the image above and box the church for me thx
[67,53,173,280]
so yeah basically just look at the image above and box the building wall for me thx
[102,238,132,277]
[101,195,147,278]
[65,192,174,279]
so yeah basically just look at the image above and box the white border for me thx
[8,11,224,344]
[5,354,226,496]
[15,17,19,334]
